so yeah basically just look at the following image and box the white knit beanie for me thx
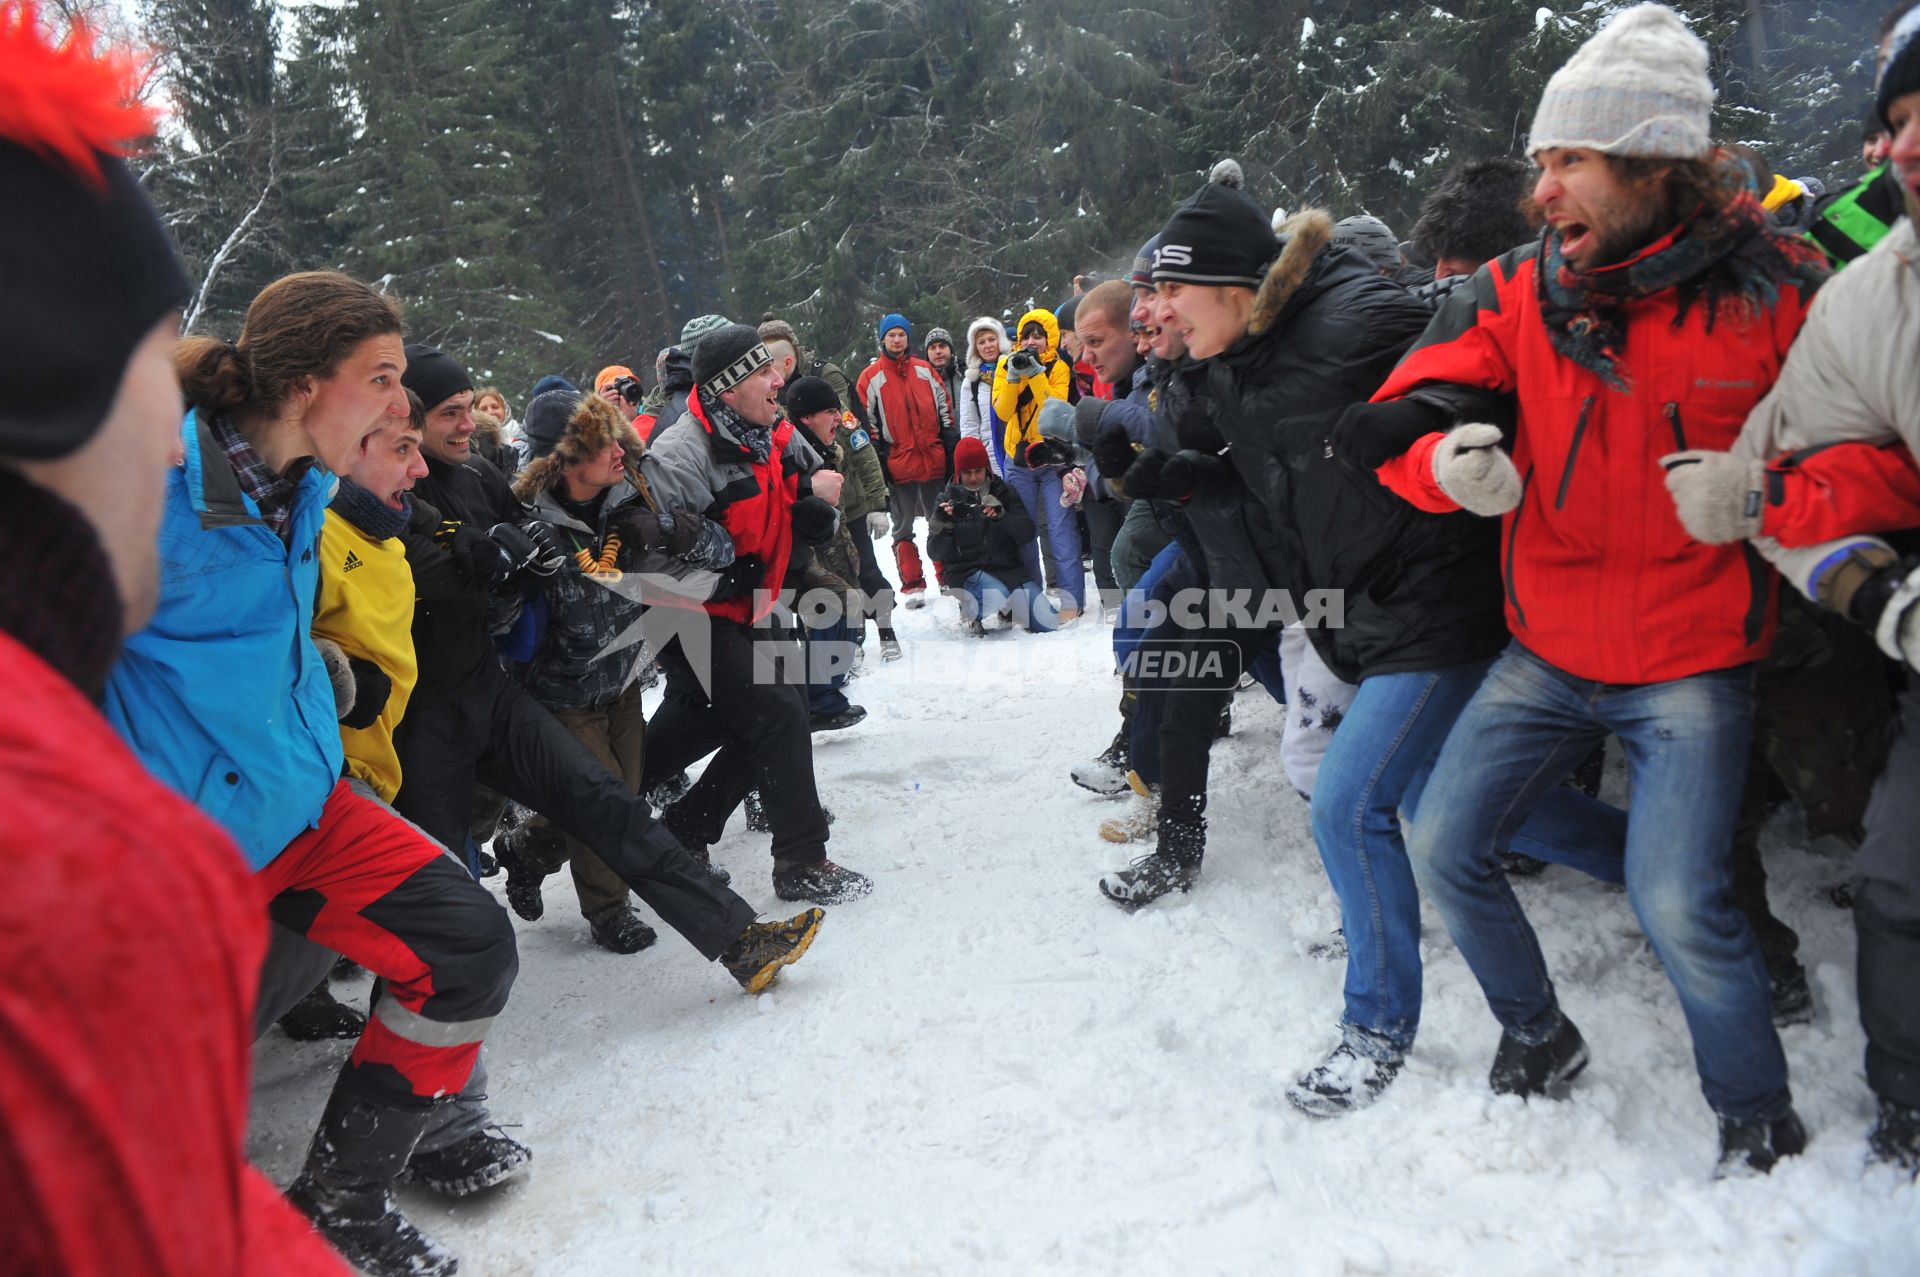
[1528,3,1714,159]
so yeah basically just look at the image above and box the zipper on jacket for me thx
[1553,395,1595,511]
[1505,466,1533,629]
[1664,402,1687,451]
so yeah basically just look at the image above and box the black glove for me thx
[338,657,392,731]
[1093,421,1140,481]
[1025,437,1073,468]
[610,504,671,553]
[1155,451,1222,504]
[709,554,765,602]
[433,519,513,582]
[1074,396,1110,446]
[1174,403,1226,454]
[661,510,702,558]
[791,495,839,545]
[489,521,571,576]
[1330,398,1447,472]
[1119,448,1174,499]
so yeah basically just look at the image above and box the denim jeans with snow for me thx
[1406,641,1790,1122]
[1003,463,1084,610]
[956,570,1058,632]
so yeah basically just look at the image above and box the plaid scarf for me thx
[208,414,301,542]
[1537,181,1829,391]
[703,392,774,465]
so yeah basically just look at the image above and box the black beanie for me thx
[522,389,582,462]
[1879,7,1920,131]
[0,143,191,461]
[692,322,771,395]
[1152,181,1281,289]
[785,376,841,422]
[402,343,473,413]
[1053,295,1081,333]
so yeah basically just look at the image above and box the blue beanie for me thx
[529,373,577,402]
[877,312,911,345]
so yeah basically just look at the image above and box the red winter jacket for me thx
[1373,236,1814,684]
[856,352,951,484]
[0,631,347,1277]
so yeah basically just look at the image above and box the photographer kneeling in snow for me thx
[928,436,1059,635]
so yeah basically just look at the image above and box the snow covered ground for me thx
[251,593,1920,1276]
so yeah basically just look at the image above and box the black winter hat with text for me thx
[1152,180,1281,289]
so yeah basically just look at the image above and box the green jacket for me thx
[835,419,889,523]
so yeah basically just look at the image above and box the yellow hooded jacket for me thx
[992,307,1072,462]
[312,509,418,803]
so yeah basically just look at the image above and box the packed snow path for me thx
[252,593,1920,1275]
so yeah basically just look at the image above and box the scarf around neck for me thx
[1536,180,1829,391]
[329,478,410,541]
[703,392,774,465]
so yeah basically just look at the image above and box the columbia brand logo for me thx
[343,551,364,572]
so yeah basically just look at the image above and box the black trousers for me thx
[1155,625,1276,861]
[1084,497,1124,604]
[642,618,832,865]
[394,668,755,958]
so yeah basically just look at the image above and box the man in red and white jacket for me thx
[1331,3,1821,1175]
[856,312,952,606]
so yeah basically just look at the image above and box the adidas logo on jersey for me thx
[343,551,364,572]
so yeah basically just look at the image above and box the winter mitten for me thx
[1060,467,1088,508]
[1660,450,1766,544]
[610,504,670,552]
[661,509,703,558]
[1432,424,1522,516]
[1331,398,1446,472]
[1118,448,1175,500]
[791,495,839,545]
[1841,553,1920,672]
[1074,396,1109,446]
[1093,421,1139,480]
[339,657,392,731]
[1158,451,1231,503]
[313,636,357,721]
[866,511,891,539]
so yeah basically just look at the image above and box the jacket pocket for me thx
[1664,402,1687,451]
[1505,466,1533,630]
[1553,395,1596,511]
[192,753,244,829]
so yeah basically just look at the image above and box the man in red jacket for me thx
[1332,3,1823,1175]
[0,9,346,1272]
[856,312,952,607]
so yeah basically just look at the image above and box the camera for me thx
[1006,350,1042,381]
[948,485,983,517]
[611,374,644,407]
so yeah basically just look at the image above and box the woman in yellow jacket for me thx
[992,307,1083,619]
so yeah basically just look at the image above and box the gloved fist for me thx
[791,495,839,545]
[339,657,392,731]
[489,521,571,576]
[1661,450,1766,544]
[1432,423,1522,516]
[1331,398,1446,472]
[314,636,357,720]
[434,518,513,582]
[1093,421,1139,482]
[1060,467,1088,508]
[1118,448,1175,500]
[1073,396,1109,446]
[611,504,671,552]
[866,511,891,539]
[1843,554,1920,671]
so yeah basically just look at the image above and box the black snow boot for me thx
[586,903,658,955]
[1101,812,1203,910]
[405,1126,531,1198]
[1489,1014,1589,1099]
[1072,704,1132,795]
[1767,953,1814,1027]
[661,801,731,886]
[493,805,558,922]
[287,1086,456,1277]
[277,981,367,1041]
[719,908,827,993]
[745,789,835,833]
[644,769,694,811]
[1501,851,1549,878]
[1869,1098,1920,1174]
[1715,1109,1807,1178]
[772,857,873,905]
[1286,1041,1402,1118]
[879,628,903,661]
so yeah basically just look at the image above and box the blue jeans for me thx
[1407,642,1790,1121]
[1310,660,1494,1058]
[802,614,854,716]
[1004,464,1085,609]
[956,570,1058,632]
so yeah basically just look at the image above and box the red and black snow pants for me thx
[257,779,517,1107]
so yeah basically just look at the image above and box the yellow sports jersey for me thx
[313,509,418,802]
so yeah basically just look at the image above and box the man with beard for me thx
[1344,3,1825,1175]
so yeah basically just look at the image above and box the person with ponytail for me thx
[109,267,527,1273]
[0,4,347,1273]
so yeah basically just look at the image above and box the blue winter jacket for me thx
[103,411,344,870]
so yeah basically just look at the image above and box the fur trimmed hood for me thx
[963,315,1003,382]
[1249,208,1336,337]
[512,393,647,502]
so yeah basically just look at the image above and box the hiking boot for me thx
[1286,1041,1402,1118]
[1098,851,1198,910]
[586,904,658,955]
[903,588,928,610]
[1071,726,1131,796]
[773,858,873,905]
[810,705,868,731]
[879,630,903,661]
[719,908,826,994]
[1305,930,1348,962]
[1098,771,1158,843]
[404,1127,531,1198]
[1868,1098,1920,1175]
[1768,955,1814,1027]
[1715,1109,1808,1178]
[477,847,498,878]
[288,1089,453,1277]
[277,981,367,1041]
[1501,851,1549,878]
[965,617,988,637]
[1489,1015,1589,1100]
[494,823,555,923]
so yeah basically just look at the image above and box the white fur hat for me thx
[1528,3,1714,159]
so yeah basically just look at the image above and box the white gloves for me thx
[866,511,891,539]
[1660,450,1767,544]
[1432,423,1522,516]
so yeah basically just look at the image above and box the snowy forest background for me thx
[72,0,1885,393]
